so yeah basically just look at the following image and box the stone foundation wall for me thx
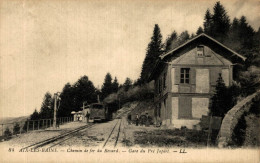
[218,90,260,148]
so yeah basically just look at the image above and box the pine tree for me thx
[177,31,190,45]
[203,9,213,35]
[238,16,255,50]
[231,18,239,31]
[39,92,54,119]
[140,24,163,83]
[225,18,241,51]
[30,109,39,120]
[112,77,119,93]
[58,83,75,117]
[165,31,178,52]
[196,26,204,35]
[73,76,97,109]
[210,74,233,117]
[123,77,133,91]
[101,73,113,99]
[211,1,230,39]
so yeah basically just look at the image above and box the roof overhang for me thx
[148,33,246,81]
[160,33,246,61]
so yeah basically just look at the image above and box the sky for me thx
[0,0,259,118]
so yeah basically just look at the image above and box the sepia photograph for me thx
[0,0,259,162]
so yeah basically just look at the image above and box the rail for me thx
[20,123,96,150]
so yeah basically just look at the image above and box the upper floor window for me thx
[197,45,204,57]
[180,68,190,84]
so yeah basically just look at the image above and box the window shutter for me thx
[190,68,196,84]
[175,67,180,84]
[179,96,192,119]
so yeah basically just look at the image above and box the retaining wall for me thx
[218,90,260,148]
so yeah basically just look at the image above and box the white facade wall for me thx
[196,69,209,93]
[222,69,230,86]
[192,98,209,119]
[171,68,178,92]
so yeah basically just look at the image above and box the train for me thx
[83,103,113,122]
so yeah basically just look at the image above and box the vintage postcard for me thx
[0,0,259,162]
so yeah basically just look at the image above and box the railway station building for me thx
[149,33,246,129]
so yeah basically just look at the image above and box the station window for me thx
[180,68,190,84]
[197,45,204,57]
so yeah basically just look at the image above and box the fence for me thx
[0,117,73,139]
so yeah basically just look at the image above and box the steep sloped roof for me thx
[160,33,246,61]
[148,33,246,81]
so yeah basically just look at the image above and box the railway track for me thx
[102,107,131,148]
[20,123,96,150]
[102,119,122,148]
[21,105,135,149]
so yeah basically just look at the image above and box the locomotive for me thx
[84,103,112,122]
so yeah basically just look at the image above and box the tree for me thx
[13,123,20,135]
[112,77,119,93]
[196,26,204,35]
[238,16,255,51]
[164,31,178,52]
[39,92,54,119]
[123,77,133,91]
[30,109,39,120]
[210,74,231,117]
[58,83,75,117]
[73,76,97,110]
[177,31,190,45]
[238,66,260,96]
[190,33,196,38]
[211,1,230,39]
[140,24,163,83]
[101,73,113,99]
[4,127,12,140]
[203,9,213,35]
[225,18,241,51]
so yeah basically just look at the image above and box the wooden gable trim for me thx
[160,33,246,61]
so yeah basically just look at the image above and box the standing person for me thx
[56,118,60,128]
[127,114,131,125]
[86,111,90,123]
[135,113,139,126]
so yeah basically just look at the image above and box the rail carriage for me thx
[88,103,111,122]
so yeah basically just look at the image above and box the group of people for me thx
[133,113,150,127]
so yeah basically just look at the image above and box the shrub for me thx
[22,121,28,131]
[249,96,260,115]
[13,123,20,135]
[185,130,208,144]
[231,113,247,147]
[4,127,12,140]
